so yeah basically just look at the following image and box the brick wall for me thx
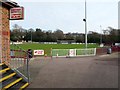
[0,6,2,63]
[96,46,120,55]
[0,5,10,65]
[96,48,107,55]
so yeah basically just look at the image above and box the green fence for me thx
[52,48,96,57]
[76,48,96,56]
[52,49,69,57]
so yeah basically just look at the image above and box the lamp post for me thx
[83,0,87,48]
[29,28,33,43]
[100,25,102,44]
[31,30,32,43]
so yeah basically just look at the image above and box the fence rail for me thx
[10,41,30,82]
[52,48,96,57]
[76,48,96,56]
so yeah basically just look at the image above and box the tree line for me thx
[10,24,120,44]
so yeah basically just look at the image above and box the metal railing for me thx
[52,48,96,57]
[10,41,30,82]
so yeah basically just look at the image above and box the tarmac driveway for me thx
[28,53,118,88]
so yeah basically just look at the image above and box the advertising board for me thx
[34,50,44,55]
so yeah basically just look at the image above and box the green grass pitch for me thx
[11,43,99,56]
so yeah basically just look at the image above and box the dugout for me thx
[57,40,76,44]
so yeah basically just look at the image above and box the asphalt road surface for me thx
[28,53,119,88]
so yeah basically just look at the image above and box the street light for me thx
[100,25,102,44]
[31,30,32,43]
[100,25,104,47]
[83,0,87,49]
[29,28,33,43]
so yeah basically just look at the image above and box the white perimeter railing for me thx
[52,48,96,57]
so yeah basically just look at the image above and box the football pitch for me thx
[11,43,99,56]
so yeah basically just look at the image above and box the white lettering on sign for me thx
[10,7,24,20]
[34,50,44,55]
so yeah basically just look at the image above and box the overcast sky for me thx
[10,0,119,33]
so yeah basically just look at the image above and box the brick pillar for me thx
[0,3,2,63]
[0,4,10,65]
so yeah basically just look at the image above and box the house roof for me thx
[0,0,20,8]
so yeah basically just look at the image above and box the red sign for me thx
[34,50,44,55]
[10,7,24,20]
